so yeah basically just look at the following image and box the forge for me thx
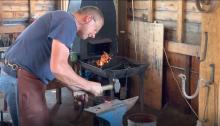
[79,56,148,111]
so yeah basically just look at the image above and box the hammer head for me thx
[113,78,120,93]
[101,78,121,93]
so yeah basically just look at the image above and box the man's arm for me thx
[50,39,102,96]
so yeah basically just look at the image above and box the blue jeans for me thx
[0,69,19,126]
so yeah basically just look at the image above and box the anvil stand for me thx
[85,70,147,126]
[106,70,146,112]
[80,61,148,112]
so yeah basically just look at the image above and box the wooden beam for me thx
[28,0,36,21]
[148,0,154,22]
[118,0,128,57]
[199,2,220,126]
[177,0,185,43]
[0,24,25,33]
[57,0,69,11]
[0,0,2,25]
[114,0,119,35]
[0,47,9,52]
[165,41,200,57]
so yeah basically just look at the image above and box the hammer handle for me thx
[102,85,113,91]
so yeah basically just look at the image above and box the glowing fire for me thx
[96,52,112,67]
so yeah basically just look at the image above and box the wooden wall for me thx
[118,0,201,112]
[127,0,201,44]
[0,0,56,47]
[0,0,202,113]
[128,21,164,110]
[199,3,220,126]
[1,0,56,24]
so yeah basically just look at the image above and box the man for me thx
[0,6,104,126]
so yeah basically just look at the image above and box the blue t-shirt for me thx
[5,10,77,84]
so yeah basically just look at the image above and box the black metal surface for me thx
[79,56,148,112]
[79,56,148,79]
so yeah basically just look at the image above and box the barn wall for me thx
[127,0,201,45]
[1,0,56,24]
[0,0,57,48]
[118,0,201,112]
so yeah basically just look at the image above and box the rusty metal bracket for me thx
[196,0,216,13]
[207,64,215,85]
[200,32,208,62]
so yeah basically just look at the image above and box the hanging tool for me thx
[196,0,216,13]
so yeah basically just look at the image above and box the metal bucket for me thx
[127,113,156,126]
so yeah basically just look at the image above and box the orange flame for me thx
[96,52,112,67]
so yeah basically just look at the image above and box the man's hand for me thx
[68,81,102,96]
[88,81,103,96]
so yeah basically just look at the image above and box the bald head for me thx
[73,6,104,39]
[76,6,104,25]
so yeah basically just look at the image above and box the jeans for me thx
[0,69,19,126]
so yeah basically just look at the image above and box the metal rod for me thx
[139,72,145,112]
[1,110,3,125]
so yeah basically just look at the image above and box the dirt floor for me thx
[47,88,197,126]
[0,87,197,126]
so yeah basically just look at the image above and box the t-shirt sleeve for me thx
[48,18,76,49]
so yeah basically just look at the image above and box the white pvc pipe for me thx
[178,74,200,99]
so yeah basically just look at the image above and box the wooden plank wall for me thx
[0,0,56,47]
[0,0,2,24]
[1,0,56,24]
[128,21,164,110]
[199,3,220,126]
[127,1,201,44]
[122,0,201,112]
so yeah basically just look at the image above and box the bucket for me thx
[127,113,156,126]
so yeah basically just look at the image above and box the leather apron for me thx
[17,68,52,126]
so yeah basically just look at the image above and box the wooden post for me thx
[177,0,185,43]
[57,0,69,11]
[0,0,2,25]
[114,0,119,35]
[118,0,128,56]
[166,41,200,57]
[28,0,36,21]
[148,0,154,23]
[199,3,220,126]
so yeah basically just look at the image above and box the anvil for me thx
[84,96,139,126]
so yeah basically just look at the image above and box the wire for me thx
[163,48,199,119]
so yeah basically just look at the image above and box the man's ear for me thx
[84,15,93,23]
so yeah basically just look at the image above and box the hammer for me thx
[102,79,121,93]
[102,84,113,91]
[72,84,114,97]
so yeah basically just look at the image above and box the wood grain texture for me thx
[118,0,128,56]
[177,0,185,43]
[0,0,2,24]
[199,2,220,126]
[0,24,25,33]
[1,0,56,21]
[128,21,164,109]
[166,41,200,57]
[148,0,154,22]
